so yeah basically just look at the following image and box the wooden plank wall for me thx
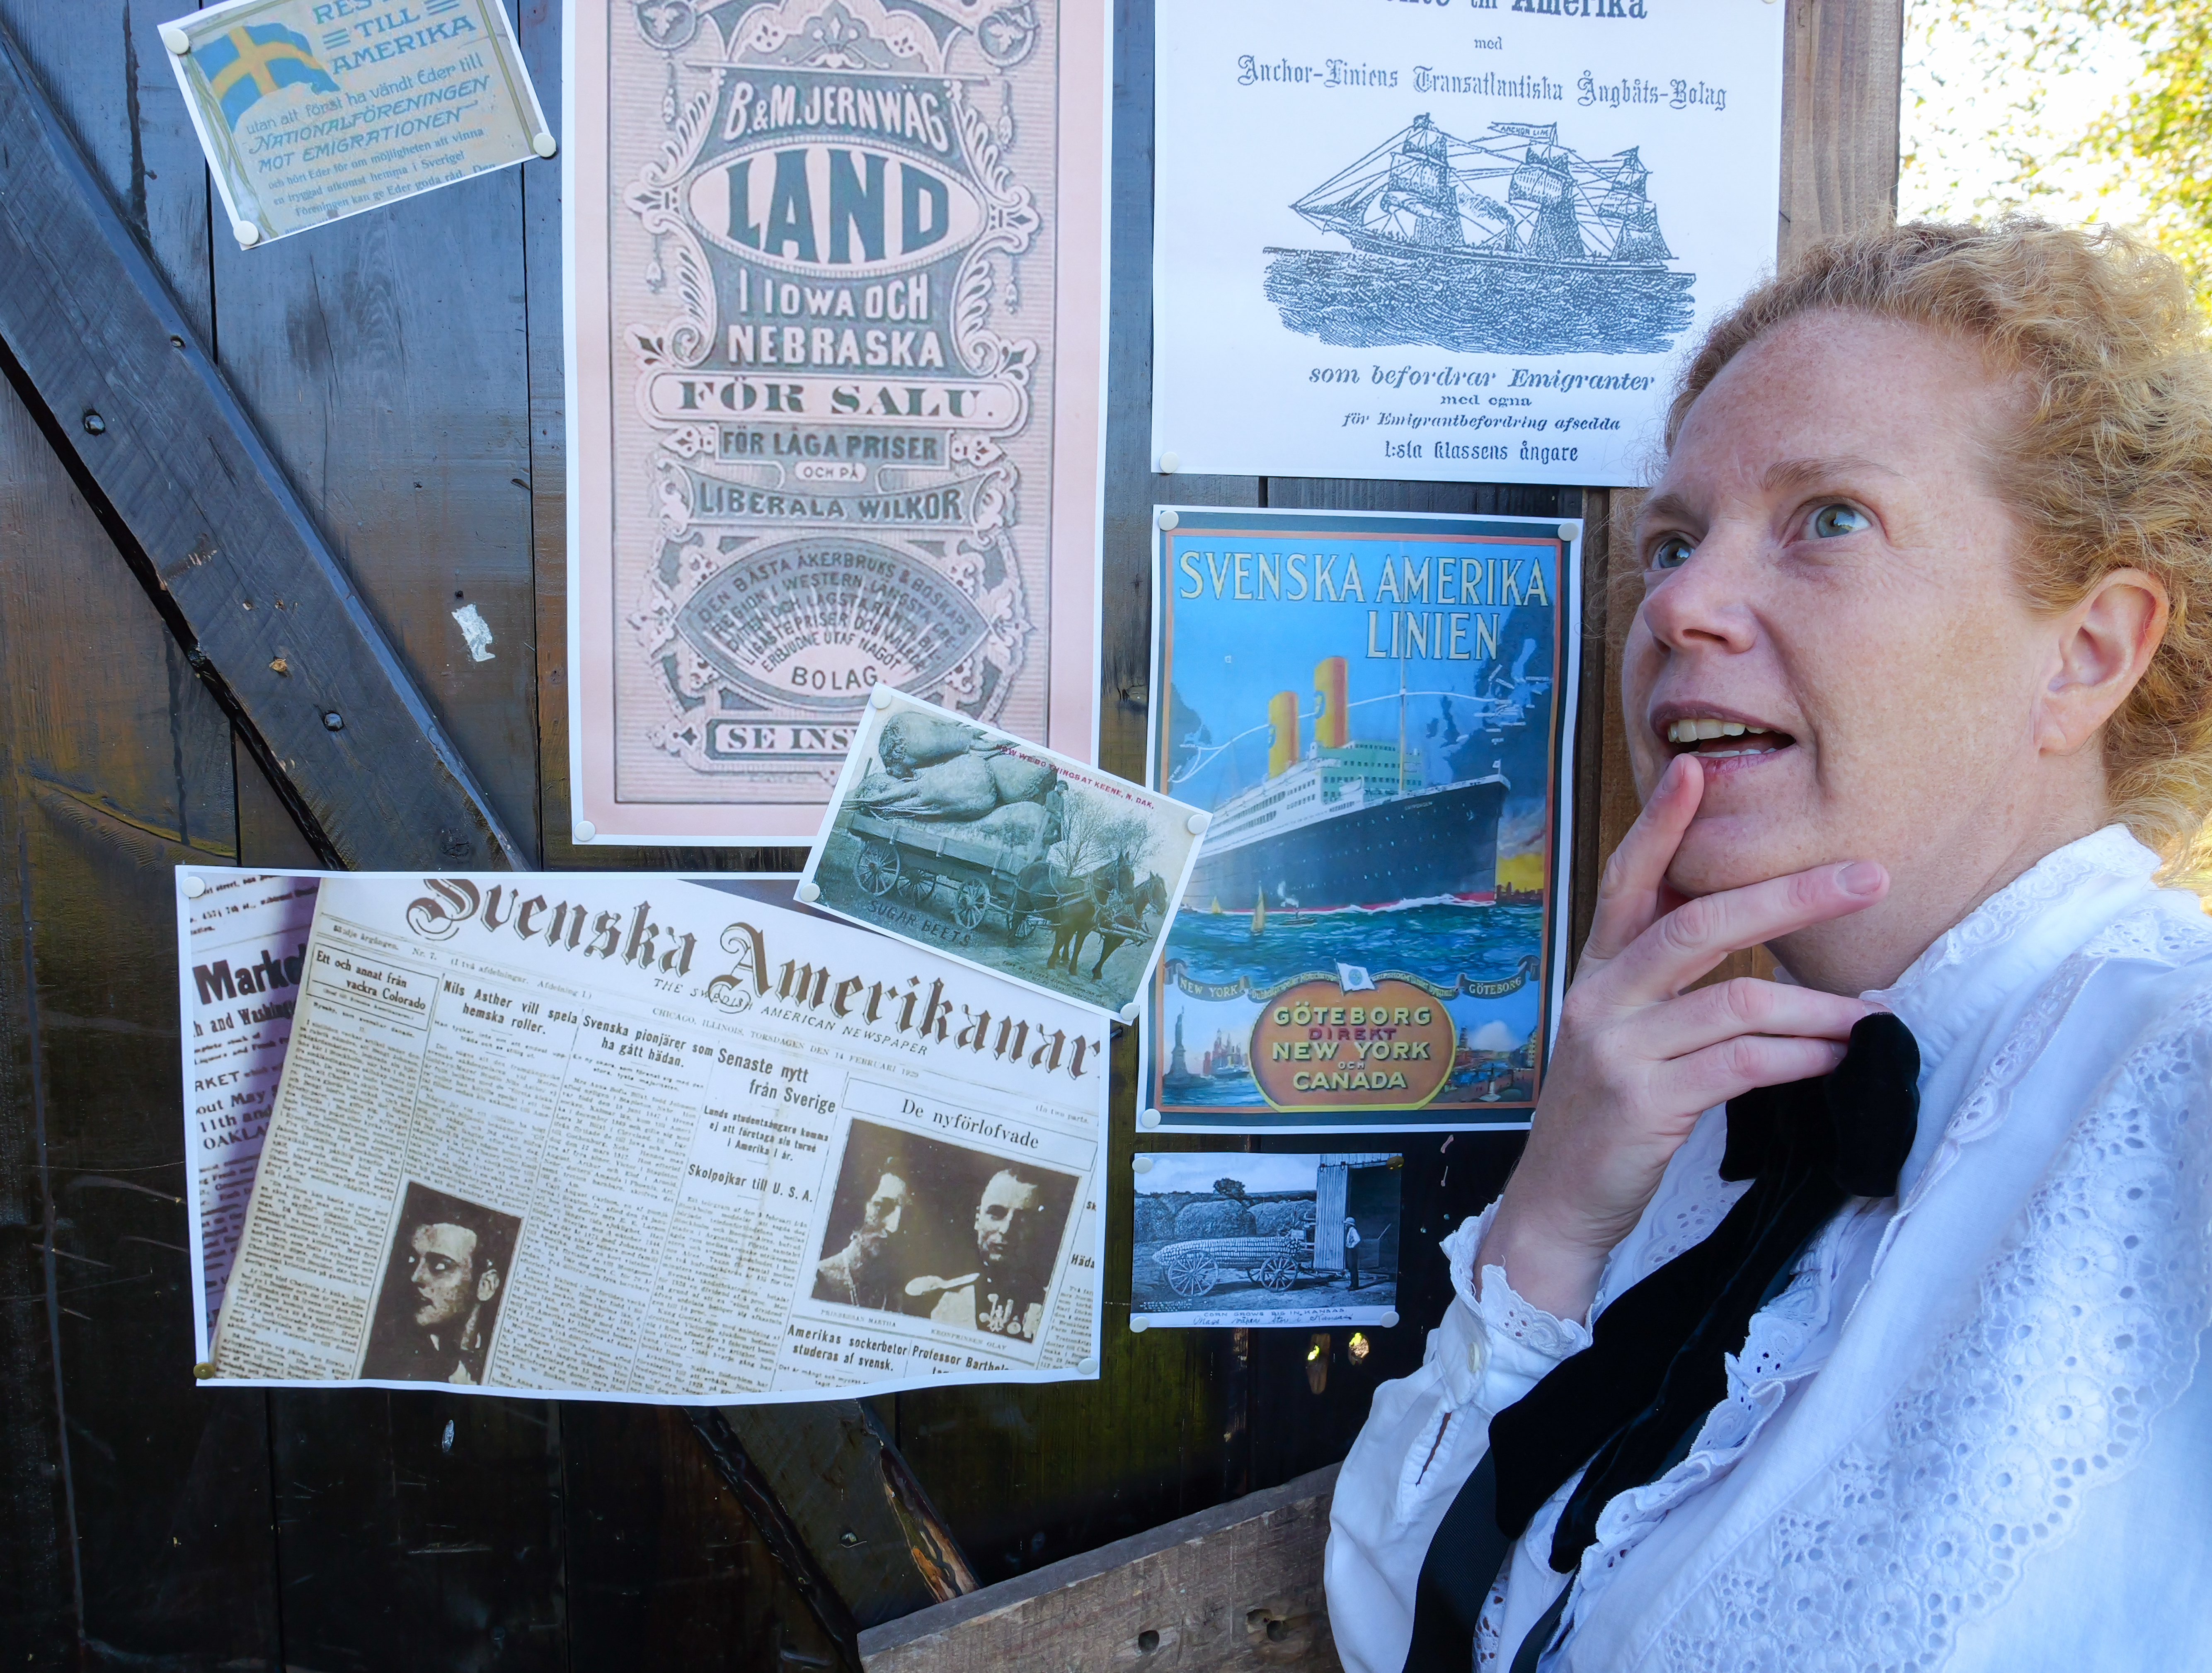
[0,0,1900,1667]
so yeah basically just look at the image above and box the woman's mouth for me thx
[1660,714,1797,761]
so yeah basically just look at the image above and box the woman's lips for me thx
[1656,712,1798,767]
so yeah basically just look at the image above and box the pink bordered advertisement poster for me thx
[565,0,1111,846]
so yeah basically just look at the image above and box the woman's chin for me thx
[1664,817,1818,899]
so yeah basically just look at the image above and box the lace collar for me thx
[1860,825,2164,1189]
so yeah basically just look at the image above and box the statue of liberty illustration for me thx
[1265,116,1696,355]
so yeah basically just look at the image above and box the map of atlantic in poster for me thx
[1145,509,1577,1133]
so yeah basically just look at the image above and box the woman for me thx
[1326,221,2212,1671]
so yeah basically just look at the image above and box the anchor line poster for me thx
[1144,509,1578,1134]
[1149,0,1786,487]
[568,0,1110,845]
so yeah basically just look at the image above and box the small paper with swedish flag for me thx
[162,0,551,246]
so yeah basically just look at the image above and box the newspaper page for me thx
[177,870,322,1361]
[566,0,1111,845]
[199,870,1105,1399]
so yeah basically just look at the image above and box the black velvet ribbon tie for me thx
[1399,1011,1919,1673]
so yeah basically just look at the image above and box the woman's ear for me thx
[2036,567,2168,756]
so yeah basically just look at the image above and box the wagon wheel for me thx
[952,878,991,930]
[1254,1255,1299,1292]
[1164,1254,1218,1297]
[903,871,939,907]
[854,841,899,897]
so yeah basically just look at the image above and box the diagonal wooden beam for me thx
[0,16,525,871]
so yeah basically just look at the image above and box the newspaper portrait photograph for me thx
[567,0,1112,844]
[188,868,1105,1400]
[812,1116,1080,1344]
[798,687,1207,1018]
[359,1183,521,1386]
[1130,1152,1401,1331]
[1145,508,1578,1134]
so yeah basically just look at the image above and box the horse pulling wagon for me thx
[1153,1234,1313,1297]
[848,811,1053,937]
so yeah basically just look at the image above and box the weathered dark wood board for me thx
[858,1464,1343,1672]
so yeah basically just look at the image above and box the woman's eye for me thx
[1650,536,1695,570]
[1810,503,1870,538]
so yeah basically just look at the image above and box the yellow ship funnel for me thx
[1314,656,1348,749]
[1267,690,1299,778]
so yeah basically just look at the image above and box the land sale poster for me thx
[1150,0,1786,486]
[1144,508,1577,1134]
[567,0,1112,846]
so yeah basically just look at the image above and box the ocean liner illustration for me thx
[1265,117,1695,355]
[1181,656,1528,914]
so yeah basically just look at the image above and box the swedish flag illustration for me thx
[197,24,340,129]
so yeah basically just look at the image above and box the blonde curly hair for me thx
[1667,221,2212,881]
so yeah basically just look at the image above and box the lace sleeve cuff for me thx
[1435,1202,1594,1410]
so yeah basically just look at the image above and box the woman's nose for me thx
[1637,533,1761,656]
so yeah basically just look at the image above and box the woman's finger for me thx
[1606,859,1890,1003]
[1610,977,1873,1062]
[1579,755,1704,967]
[1645,1031,1853,1116]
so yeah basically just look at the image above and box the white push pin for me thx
[1185,810,1209,835]
[1078,1356,1099,1375]
[1157,451,1180,475]
[1118,1001,1140,1023]
[182,874,206,899]
[1139,1108,1161,1128]
[1129,1316,1149,1332]
[1132,1155,1154,1174]
[1156,508,1179,531]
[531,132,558,158]
[160,23,189,53]
[573,820,596,844]
[234,221,261,247]
[796,880,821,903]
[870,686,895,709]
[1381,1310,1401,1329]
[1558,521,1579,542]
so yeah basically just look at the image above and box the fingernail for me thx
[1837,861,1884,897]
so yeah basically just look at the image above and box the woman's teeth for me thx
[1663,716,1788,757]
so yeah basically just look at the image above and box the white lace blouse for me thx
[1325,826,2212,1672]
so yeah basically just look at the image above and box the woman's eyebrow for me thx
[1761,455,1899,494]
[1636,487,1698,533]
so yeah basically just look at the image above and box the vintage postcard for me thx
[1129,1152,1401,1330]
[567,0,1111,845]
[1144,508,1578,1133]
[798,687,1205,1019]
[1149,0,1786,485]
[161,0,551,247]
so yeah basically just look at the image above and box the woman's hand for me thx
[1476,754,1889,1322]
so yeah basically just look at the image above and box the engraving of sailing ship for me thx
[1264,116,1696,356]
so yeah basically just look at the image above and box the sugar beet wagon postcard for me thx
[800,688,1205,1019]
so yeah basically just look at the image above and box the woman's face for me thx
[1623,310,2052,898]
